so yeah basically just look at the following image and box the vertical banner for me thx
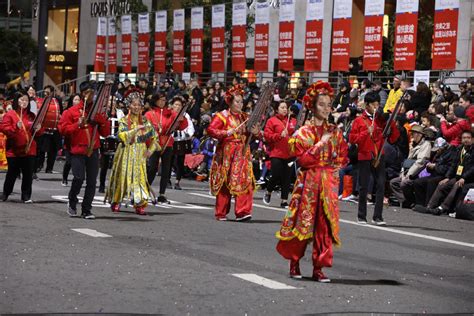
[330,0,352,72]
[212,4,226,73]
[363,0,385,71]
[154,11,167,73]
[232,2,247,72]
[94,17,106,73]
[254,2,270,72]
[173,9,185,73]
[190,7,204,73]
[304,0,324,72]
[432,0,459,70]
[278,0,295,71]
[121,15,132,73]
[137,13,150,74]
[394,0,419,71]
[107,17,117,73]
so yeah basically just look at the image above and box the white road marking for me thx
[232,273,298,290]
[189,192,474,249]
[71,228,112,238]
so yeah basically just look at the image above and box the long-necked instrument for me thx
[86,82,113,156]
[295,103,308,131]
[161,101,191,150]
[25,95,53,153]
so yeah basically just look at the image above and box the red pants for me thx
[276,205,333,269]
[215,185,253,219]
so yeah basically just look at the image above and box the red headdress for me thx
[302,80,334,111]
[224,84,245,106]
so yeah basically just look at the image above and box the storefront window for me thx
[66,7,79,52]
[46,9,66,51]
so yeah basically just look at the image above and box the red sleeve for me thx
[58,109,80,137]
[349,118,369,145]
[207,113,227,140]
[294,128,322,168]
[0,112,18,137]
[177,114,188,131]
[145,111,156,129]
[96,114,110,137]
[441,121,464,139]
[263,117,281,143]
[388,120,400,144]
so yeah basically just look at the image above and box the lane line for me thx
[189,192,474,249]
[231,273,298,290]
[71,228,112,238]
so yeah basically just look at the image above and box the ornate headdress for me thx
[302,80,334,111]
[224,84,245,106]
[123,88,144,107]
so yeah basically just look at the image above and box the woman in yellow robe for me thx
[105,90,160,215]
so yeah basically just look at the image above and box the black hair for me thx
[79,81,93,93]
[12,90,31,112]
[170,96,185,106]
[43,85,54,92]
[461,130,473,137]
[461,93,473,104]
[364,91,381,104]
[67,93,82,109]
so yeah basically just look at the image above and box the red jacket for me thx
[264,114,296,159]
[349,111,400,161]
[0,108,41,157]
[466,105,474,124]
[440,119,470,146]
[58,102,110,155]
[145,107,188,148]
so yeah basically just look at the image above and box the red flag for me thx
[278,0,295,71]
[173,9,185,73]
[94,17,106,73]
[232,2,247,72]
[330,0,352,72]
[432,0,459,70]
[363,0,384,71]
[107,18,117,73]
[212,4,226,73]
[394,0,419,71]
[304,0,324,72]
[154,11,167,73]
[254,2,270,72]
[137,13,150,74]
[190,7,204,73]
[121,15,132,73]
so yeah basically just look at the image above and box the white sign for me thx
[396,0,419,13]
[307,0,324,21]
[107,17,116,36]
[212,4,225,28]
[435,0,459,10]
[333,0,352,19]
[97,17,107,36]
[173,9,185,31]
[256,2,270,25]
[279,0,295,22]
[155,11,167,33]
[182,72,191,83]
[138,13,149,34]
[414,70,430,86]
[365,0,385,16]
[191,7,204,30]
[121,15,132,35]
[233,2,247,26]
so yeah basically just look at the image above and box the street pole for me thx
[36,0,48,90]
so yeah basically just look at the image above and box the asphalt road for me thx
[1,161,473,315]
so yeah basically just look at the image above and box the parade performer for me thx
[263,100,297,208]
[105,89,161,215]
[276,81,348,282]
[207,85,261,221]
[0,90,43,203]
[58,81,110,219]
[145,94,188,204]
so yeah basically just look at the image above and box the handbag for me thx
[402,158,416,170]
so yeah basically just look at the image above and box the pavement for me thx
[1,161,473,315]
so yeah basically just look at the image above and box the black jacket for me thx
[428,145,455,177]
[446,145,474,182]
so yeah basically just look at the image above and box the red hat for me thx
[302,80,334,111]
[224,84,245,106]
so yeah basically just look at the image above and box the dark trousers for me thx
[413,175,444,206]
[3,156,35,201]
[338,164,359,196]
[172,153,186,182]
[68,150,99,213]
[99,154,113,189]
[36,133,60,172]
[428,178,463,211]
[147,147,173,195]
[358,157,386,220]
[267,157,291,200]
[62,150,71,182]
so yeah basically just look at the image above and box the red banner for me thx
[232,25,246,72]
[363,15,384,71]
[173,9,185,73]
[432,9,459,70]
[254,2,270,72]
[94,17,106,72]
[394,13,418,70]
[472,32,474,69]
[108,18,117,73]
[330,19,351,72]
[121,15,132,73]
[278,22,294,71]
[154,11,167,73]
[304,20,323,72]
[212,4,226,73]
[190,7,204,73]
[137,13,150,74]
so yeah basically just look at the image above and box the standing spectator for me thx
[372,80,388,108]
[274,70,289,98]
[411,82,432,115]
[440,106,470,146]
[333,80,351,113]
[189,80,203,125]
[431,81,445,105]
[358,79,372,104]
[296,78,307,104]
[384,75,403,113]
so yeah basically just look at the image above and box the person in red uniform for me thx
[263,100,296,208]
[0,90,43,203]
[349,91,400,225]
[58,81,110,219]
[276,81,348,282]
[145,94,188,204]
[207,85,261,221]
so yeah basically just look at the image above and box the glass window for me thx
[47,9,66,51]
[65,7,79,52]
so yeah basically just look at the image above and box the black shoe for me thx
[98,187,105,194]
[174,183,182,190]
[32,173,38,180]
[402,201,415,209]
[1,194,8,202]
[280,201,289,209]
[371,218,387,226]
[413,204,429,213]
[157,196,171,204]
[45,170,53,174]
[430,206,445,216]
[81,212,95,219]
[263,192,271,205]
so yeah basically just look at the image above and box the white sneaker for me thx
[256,179,265,185]
[23,199,33,204]
[342,194,358,203]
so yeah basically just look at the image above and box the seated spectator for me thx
[420,111,440,138]
[414,130,474,215]
[390,125,432,208]
[333,80,351,113]
[459,93,474,124]
[411,81,432,115]
[440,106,470,146]
[372,80,388,108]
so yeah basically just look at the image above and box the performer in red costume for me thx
[207,85,261,221]
[276,81,349,282]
